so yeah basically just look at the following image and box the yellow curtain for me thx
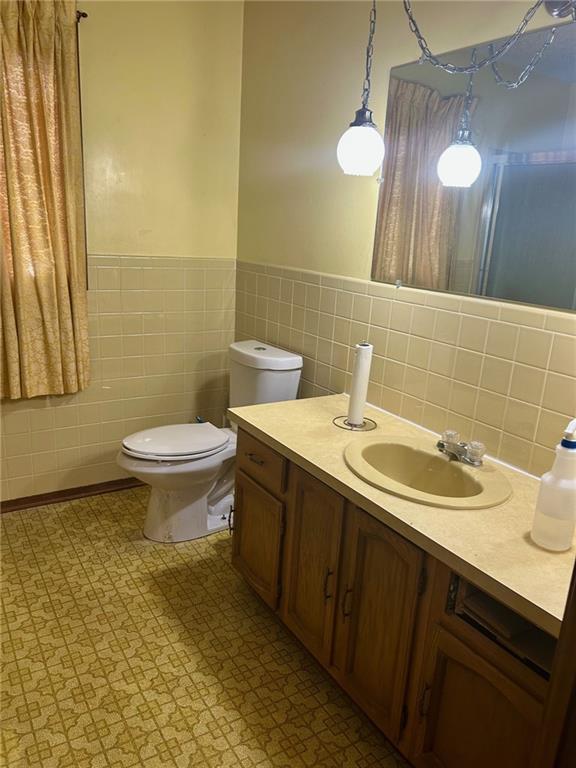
[372,78,472,291]
[1,0,89,399]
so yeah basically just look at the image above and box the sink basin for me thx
[344,436,512,509]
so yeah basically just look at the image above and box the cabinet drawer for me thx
[237,430,287,496]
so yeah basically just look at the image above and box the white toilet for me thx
[116,341,303,543]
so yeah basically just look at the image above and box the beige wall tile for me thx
[434,311,460,345]
[387,331,409,363]
[459,316,488,353]
[476,391,507,429]
[509,364,545,405]
[428,343,456,378]
[426,374,451,409]
[370,298,391,328]
[536,409,572,449]
[410,306,436,339]
[503,399,539,441]
[542,372,576,415]
[453,349,483,386]
[515,327,551,369]
[352,294,372,325]
[406,337,431,370]
[404,367,427,400]
[480,357,512,396]
[450,382,478,419]
[390,302,413,333]
[499,433,533,471]
[549,335,576,378]
[530,444,555,476]
[485,322,518,359]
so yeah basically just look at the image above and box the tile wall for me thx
[1,256,235,501]
[236,260,576,476]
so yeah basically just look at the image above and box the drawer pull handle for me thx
[246,452,265,466]
[341,585,353,619]
[323,568,334,603]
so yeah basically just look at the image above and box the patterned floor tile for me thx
[1,488,409,767]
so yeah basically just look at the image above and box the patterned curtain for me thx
[372,77,471,291]
[1,0,89,399]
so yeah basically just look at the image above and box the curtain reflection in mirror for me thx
[372,78,476,291]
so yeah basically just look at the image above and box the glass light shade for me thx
[337,124,385,176]
[437,142,482,188]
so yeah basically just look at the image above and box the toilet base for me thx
[143,488,233,543]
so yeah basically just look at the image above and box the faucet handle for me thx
[467,441,486,463]
[442,429,461,445]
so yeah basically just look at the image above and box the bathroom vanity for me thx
[228,394,574,767]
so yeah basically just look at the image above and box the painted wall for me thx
[237,1,557,279]
[1,1,244,501]
[235,1,575,478]
[80,0,244,258]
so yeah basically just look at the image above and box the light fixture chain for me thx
[489,27,557,87]
[403,0,547,74]
[361,0,377,109]
[460,48,477,132]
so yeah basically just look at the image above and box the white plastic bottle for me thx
[531,418,576,552]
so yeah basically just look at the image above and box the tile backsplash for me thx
[1,255,235,501]
[2,255,575,501]
[236,260,576,476]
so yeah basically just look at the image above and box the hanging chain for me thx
[403,0,547,74]
[489,26,557,87]
[459,49,477,132]
[361,0,377,108]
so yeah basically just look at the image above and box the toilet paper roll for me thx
[347,342,373,427]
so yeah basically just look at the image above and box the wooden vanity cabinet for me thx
[231,429,551,767]
[332,506,425,741]
[231,431,288,609]
[279,468,425,741]
[280,466,345,666]
[410,625,543,768]
[232,470,285,609]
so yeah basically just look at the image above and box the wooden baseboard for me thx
[0,477,144,514]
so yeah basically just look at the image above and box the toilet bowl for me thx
[117,340,303,543]
[117,423,237,543]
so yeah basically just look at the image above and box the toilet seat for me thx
[122,422,229,462]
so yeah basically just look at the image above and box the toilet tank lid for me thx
[229,341,303,371]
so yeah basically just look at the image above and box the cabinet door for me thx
[411,626,543,768]
[280,467,345,666]
[232,470,284,609]
[334,506,424,740]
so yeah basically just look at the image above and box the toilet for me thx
[116,341,303,543]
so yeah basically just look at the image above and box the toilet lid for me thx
[122,422,229,460]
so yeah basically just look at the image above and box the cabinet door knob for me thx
[246,452,265,466]
[341,585,354,619]
[323,568,334,603]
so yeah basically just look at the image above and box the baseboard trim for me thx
[1,477,144,514]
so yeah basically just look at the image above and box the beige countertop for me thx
[228,393,575,638]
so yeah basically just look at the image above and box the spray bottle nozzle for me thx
[561,418,576,449]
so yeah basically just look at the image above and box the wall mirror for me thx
[372,22,576,312]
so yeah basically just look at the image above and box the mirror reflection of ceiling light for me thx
[437,51,482,188]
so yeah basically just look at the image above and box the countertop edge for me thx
[229,409,562,638]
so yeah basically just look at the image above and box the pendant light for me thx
[337,0,385,177]
[437,50,482,188]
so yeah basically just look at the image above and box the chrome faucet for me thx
[436,430,486,467]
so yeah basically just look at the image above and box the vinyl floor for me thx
[1,487,409,767]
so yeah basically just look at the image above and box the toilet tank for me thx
[229,341,303,408]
